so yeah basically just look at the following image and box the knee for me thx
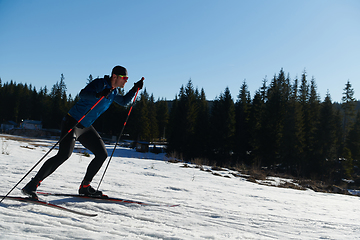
[57,151,72,161]
[96,150,108,161]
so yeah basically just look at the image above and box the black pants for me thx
[34,115,108,183]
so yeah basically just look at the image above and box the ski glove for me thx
[131,79,144,93]
[96,88,113,99]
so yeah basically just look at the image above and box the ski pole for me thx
[97,77,144,190]
[0,93,111,203]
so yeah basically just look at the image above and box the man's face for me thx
[113,74,128,88]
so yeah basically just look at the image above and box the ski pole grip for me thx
[135,77,145,91]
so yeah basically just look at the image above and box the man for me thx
[22,66,143,199]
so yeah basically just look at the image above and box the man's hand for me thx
[131,78,144,92]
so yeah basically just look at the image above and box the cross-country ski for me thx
[37,191,179,207]
[0,195,97,217]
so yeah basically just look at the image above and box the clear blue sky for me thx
[1,0,359,103]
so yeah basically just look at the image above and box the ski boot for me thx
[22,178,41,200]
[79,181,107,198]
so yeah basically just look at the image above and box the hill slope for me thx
[0,135,359,239]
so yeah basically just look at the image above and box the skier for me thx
[22,66,143,199]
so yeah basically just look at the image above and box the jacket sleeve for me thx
[113,90,136,106]
[79,79,108,100]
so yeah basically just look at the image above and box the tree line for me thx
[166,69,359,183]
[0,74,77,129]
[0,69,359,183]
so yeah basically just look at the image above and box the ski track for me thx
[1,135,360,239]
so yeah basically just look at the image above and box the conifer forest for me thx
[1,69,359,184]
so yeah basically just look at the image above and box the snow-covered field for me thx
[1,134,360,239]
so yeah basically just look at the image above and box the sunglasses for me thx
[118,75,128,80]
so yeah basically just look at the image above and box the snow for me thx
[1,134,360,239]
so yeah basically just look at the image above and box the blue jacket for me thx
[68,75,135,127]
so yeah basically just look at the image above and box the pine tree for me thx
[132,90,151,141]
[29,85,39,120]
[182,80,199,159]
[18,83,29,121]
[194,88,209,160]
[147,94,159,141]
[167,84,185,157]
[155,98,169,141]
[306,77,321,176]
[316,92,337,176]
[167,80,200,160]
[282,77,305,175]
[250,78,267,167]
[49,74,68,128]
[299,71,309,104]
[347,111,360,163]
[342,80,356,145]
[4,81,17,122]
[262,71,286,166]
[210,87,235,166]
[249,90,265,167]
[39,86,52,128]
[167,95,182,155]
[334,109,344,160]
[298,71,312,175]
[234,80,252,165]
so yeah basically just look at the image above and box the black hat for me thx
[111,66,127,76]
